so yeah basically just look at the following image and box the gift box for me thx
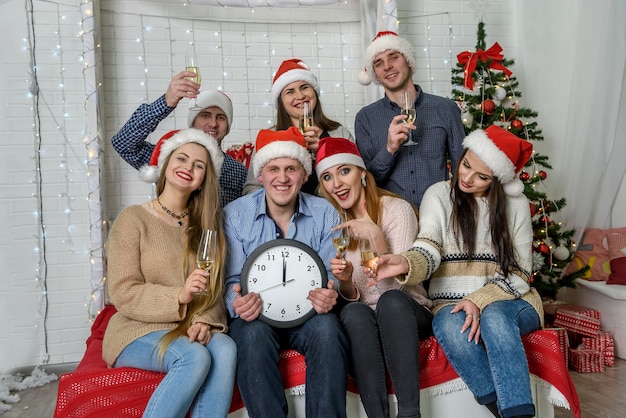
[545,328,569,365]
[582,331,615,367]
[553,304,601,337]
[569,348,605,373]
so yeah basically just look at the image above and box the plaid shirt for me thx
[355,85,465,207]
[111,95,247,207]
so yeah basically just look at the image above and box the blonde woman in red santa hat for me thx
[243,58,354,195]
[314,136,433,418]
[374,126,543,418]
[103,129,237,418]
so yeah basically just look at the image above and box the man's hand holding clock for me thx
[308,281,338,314]
[232,283,262,322]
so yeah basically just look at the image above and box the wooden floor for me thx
[3,359,625,417]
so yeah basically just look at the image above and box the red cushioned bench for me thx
[54,305,580,418]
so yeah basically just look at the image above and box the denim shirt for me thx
[223,189,340,318]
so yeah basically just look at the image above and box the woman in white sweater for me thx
[314,136,432,418]
[374,126,543,418]
[104,129,236,418]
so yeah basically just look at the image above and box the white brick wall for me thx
[0,0,517,372]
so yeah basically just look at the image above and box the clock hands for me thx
[282,254,287,286]
[258,278,295,293]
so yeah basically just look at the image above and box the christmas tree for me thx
[451,22,588,300]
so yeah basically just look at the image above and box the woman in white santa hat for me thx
[314,136,433,418]
[373,125,543,418]
[244,58,354,195]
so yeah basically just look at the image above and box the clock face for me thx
[240,239,328,328]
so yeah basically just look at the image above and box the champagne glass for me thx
[195,229,217,296]
[186,46,201,85]
[332,212,351,277]
[298,102,313,135]
[358,231,379,285]
[401,91,417,146]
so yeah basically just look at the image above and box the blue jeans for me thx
[229,314,348,418]
[432,299,540,418]
[340,290,433,418]
[115,330,237,418]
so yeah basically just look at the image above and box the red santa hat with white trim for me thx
[314,137,365,179]
[252,126,312,178]
[271,58,320,106]
[462,125,533,196]
[138,128,224,183]
[358,31,417,86]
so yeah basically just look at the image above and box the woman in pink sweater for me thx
[103,129,236,418]
[314,136,433,418]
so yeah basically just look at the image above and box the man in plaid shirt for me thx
[112,70,247,207]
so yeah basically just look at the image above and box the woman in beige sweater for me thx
[314,136,433,418]
[103,129,236,418]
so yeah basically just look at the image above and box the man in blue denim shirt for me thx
[355,32,465,207]
[111,71,247,207]
[223,127,348,418]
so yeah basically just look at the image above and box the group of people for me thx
[103,31,543,418]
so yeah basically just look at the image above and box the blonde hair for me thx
[317,169,418,251]
[155,146,226,358]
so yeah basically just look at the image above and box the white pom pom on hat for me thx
[138,129,224,183]
[462,125,533,196]
[359,31,417,86]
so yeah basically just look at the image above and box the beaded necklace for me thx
[157,197,189,227]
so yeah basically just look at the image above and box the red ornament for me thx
[482,99,496,115]
[529,203,537,217]
[519,171,530,182]
[538,215,552,225]
[539,170,547,180]
[537,243,550,255]
[510,119,523,130]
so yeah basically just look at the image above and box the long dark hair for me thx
[274,90,342,132]
[449,149,520,277]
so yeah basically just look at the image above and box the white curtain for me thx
[516,0,626,243]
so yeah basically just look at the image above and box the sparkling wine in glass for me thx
[298,102,313,135]
[332,215,351,277]
[195,229,217,296]
[186,46,201,85]
[358,232,379,283]
[401,91,417,146]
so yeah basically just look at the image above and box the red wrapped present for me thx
[569,348,605,373]
[553,304,601,337]
[582,331,615,367]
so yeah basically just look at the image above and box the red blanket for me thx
[54,305,580,418]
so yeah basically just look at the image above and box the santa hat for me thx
[315,137,365,179]
[358,31,417,86]
[271,58,320,106]
[252,126,312,178]
[187,90,234,130]
[138,128,224,183]
[462,125,533,196]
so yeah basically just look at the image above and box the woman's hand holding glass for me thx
[332,216,352,279]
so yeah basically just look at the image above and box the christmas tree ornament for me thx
[510,119,523,130]
[461,111,473,125]
[519,171,530,181]
[529,202,537,216]
[482,99,496,114]
[553,246,570,261]
[492,85,506,101]
[537,242,550,255]
[539,170,547,180]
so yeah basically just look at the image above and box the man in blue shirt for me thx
[223,127,348,418]
[355,31,465,207]
[111,71,247,206]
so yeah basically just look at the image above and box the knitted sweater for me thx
[102,202,228,366]
[400,182,543,324]
[342,195,432,310]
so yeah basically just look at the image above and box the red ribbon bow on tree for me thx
[457,42,512,90]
